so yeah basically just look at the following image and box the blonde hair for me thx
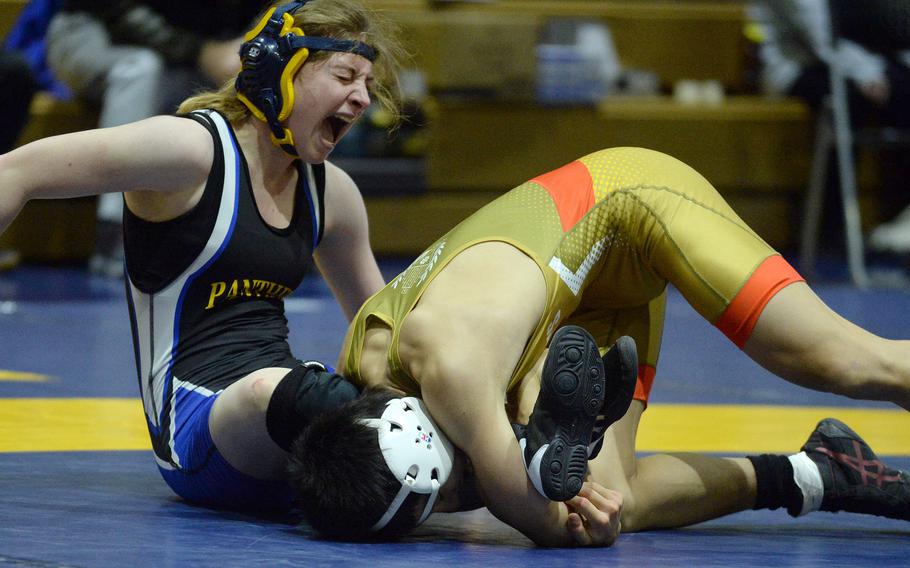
[177,0,406,126]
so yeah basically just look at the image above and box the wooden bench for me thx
[363,96,838,255]
[372,0,749,91]
[355,2,821,254]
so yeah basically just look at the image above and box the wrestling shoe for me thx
[802,417,910,520]
[519,325,606,502]
[588,335,638,460]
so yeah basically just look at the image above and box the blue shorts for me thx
[156,391,294,511]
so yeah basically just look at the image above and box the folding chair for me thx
[799,0,910,287]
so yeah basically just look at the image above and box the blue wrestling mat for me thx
[1,261,908,567]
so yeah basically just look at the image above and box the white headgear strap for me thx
[360,397,454,531]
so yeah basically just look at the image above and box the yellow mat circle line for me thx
[0,370,52,382]
[0,399,907,455]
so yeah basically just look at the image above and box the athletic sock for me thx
[787,451,824,516]
[747,453,807,515]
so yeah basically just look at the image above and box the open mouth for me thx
[326,114,352,142]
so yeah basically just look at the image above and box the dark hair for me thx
[288,388,427,540]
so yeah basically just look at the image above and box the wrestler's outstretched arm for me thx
[0,116,213,235]
[420,363,621,547]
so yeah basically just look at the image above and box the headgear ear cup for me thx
[236,2,307,154]
[235,1,377,157]
[360,397,455,531]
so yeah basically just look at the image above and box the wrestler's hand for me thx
[565,481,623,547]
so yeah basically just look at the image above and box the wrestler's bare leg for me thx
[208,368,291,479]
[587,401,755,532]
[744,282,910,410]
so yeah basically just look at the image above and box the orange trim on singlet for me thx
[715,255,805,349]
[633,364,656,406]
[530,160,595,231]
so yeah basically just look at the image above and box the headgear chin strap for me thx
[360,397,455,532]
[235,1,376,157]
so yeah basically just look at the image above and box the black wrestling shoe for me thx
[588,336,638,460]
[802,417,910,520]
[520,325,606,501]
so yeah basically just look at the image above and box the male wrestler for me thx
[290,147,910,545]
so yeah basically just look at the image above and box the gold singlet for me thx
[343,147,803,403]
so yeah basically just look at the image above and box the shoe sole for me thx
[538,325,605,501]
[601,335,638,425]
[589,335,638,458]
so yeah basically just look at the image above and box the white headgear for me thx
[360,397,455,531]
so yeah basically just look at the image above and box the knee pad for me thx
[265,361,360,451]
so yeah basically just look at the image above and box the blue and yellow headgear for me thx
[235,1,376,156]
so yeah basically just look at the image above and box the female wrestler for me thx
[290,147,910,545]
[0,0,405,511]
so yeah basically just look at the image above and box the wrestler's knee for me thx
[596,471,663,533]
[585,474,648,532]
[215,374,282,416]
[256,374,291,410]
[612,489,650,533]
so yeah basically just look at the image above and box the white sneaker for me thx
[868,205,910,253]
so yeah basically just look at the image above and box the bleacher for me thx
[1,0,846,259]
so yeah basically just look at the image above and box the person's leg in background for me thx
[0,51,39,271]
